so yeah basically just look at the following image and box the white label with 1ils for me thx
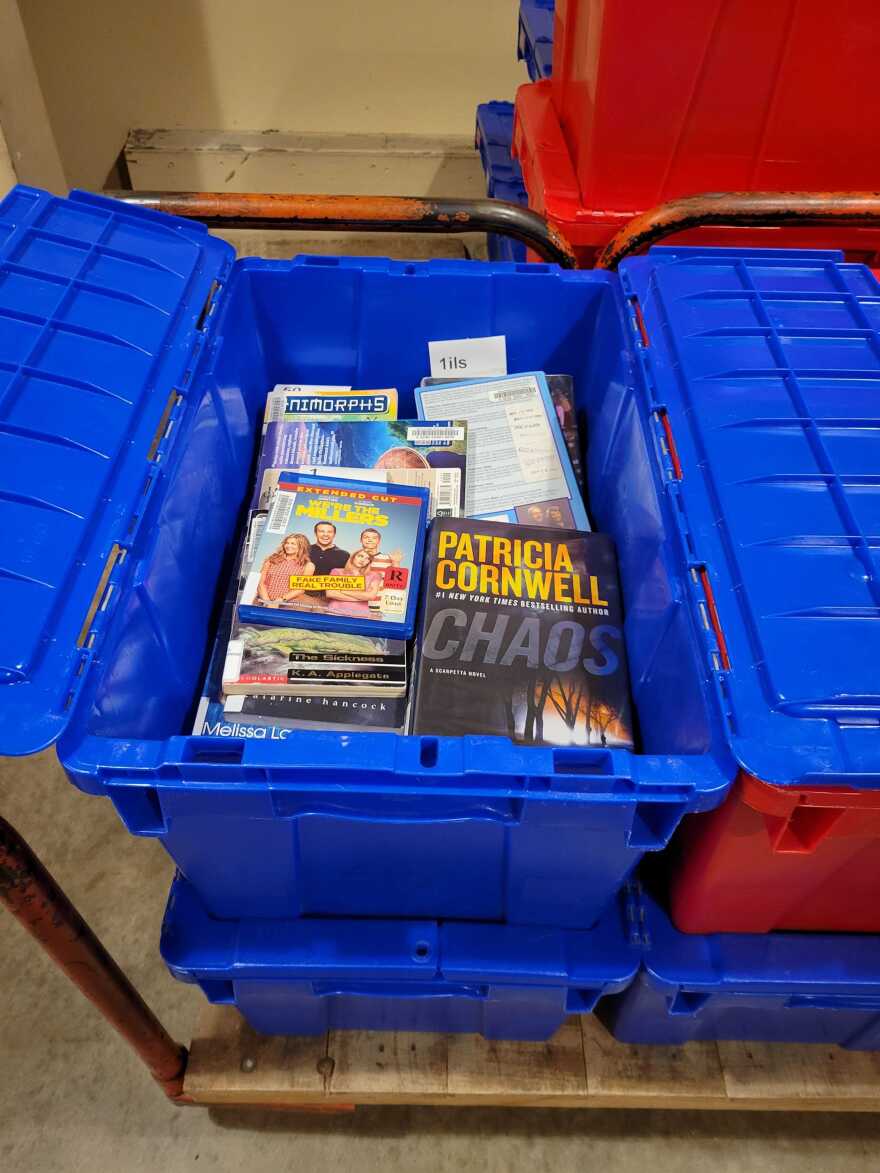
[428,334,507,379]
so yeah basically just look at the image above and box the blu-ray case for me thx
[238,472,428,638]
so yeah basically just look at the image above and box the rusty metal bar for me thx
[596,191,880,270]
[106,190,578,268]
[0,816,189,1102]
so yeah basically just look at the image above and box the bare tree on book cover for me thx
[503,669,626,747]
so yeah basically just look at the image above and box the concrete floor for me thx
[3,751,880,1171]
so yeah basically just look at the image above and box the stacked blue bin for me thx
[6,184,880,1042]
[599,889,880,1050]
[161,877,640,1039]
[518,0,554,80]
[476,1,552,261]
[475,102,528,263]
[0,185,737,938]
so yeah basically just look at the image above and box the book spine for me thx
[285,666,407,684]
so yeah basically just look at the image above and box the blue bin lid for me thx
[0,186,232,756]
[622,246,880,788]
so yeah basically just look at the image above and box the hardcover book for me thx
[412,518,634,748]
[238,472,428,638]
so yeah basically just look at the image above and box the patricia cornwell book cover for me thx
[412,518,634,748]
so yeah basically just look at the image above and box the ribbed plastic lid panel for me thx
[623,247,880,786]
[0,186,231,756]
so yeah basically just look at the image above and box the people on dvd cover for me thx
[239,473,428,638]
[326,549,386,616]
[256,533,316,605]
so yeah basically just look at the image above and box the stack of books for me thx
[194,367,635,750]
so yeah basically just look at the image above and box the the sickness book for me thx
[415,372,589,530]
[412,518,634,748]
[238,472,428,638]
[252,418,467,518]
[222,620,407,697]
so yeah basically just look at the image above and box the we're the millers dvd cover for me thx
[239,473,429,639]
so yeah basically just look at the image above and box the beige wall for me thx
[18,0,524,189]
[0,123,16,194]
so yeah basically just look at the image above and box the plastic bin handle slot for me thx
[269,786,523,822]
[565,988,604,1014]
[309,982,489,1000]
[764,805,846,853]
[785,995,880,1012]
[628,802,688,849]
[668,990,711,1016]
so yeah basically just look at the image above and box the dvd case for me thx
[238,472,429,638]
[421,373,583,492]
[415,372,589,530]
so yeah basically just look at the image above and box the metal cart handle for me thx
[107,190,578,269]
[596,190,880,270]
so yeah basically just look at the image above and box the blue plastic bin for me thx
[518,0,554,80]
[599,891,880,1050]
[0,184,765,929]
[475,103,528,262]
[161,875,640,1039]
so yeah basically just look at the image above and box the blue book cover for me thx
[253,418,467,518]
[238,472,428,639]
[415,371,589,530]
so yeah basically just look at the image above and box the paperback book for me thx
[264,384,398,429]
[238,472,429,638]
[194,693,406,737]
[252,418,467,518]
[224,691,406,733]
[412,518,634,748]
[192,599,407,738]
[222,620,407,697]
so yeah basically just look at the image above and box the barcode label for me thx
[222,640,244,686]
[488,385,537,404]
[431,468,461,517]
[405,425,465,444]
[244,512,267,563]
[266,490,295,534]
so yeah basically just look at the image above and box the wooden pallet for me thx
[184,1007,880,1111]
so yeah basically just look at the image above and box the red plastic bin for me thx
[670,775,880,934]
[512,79,880,267]
[550,0,880,214]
